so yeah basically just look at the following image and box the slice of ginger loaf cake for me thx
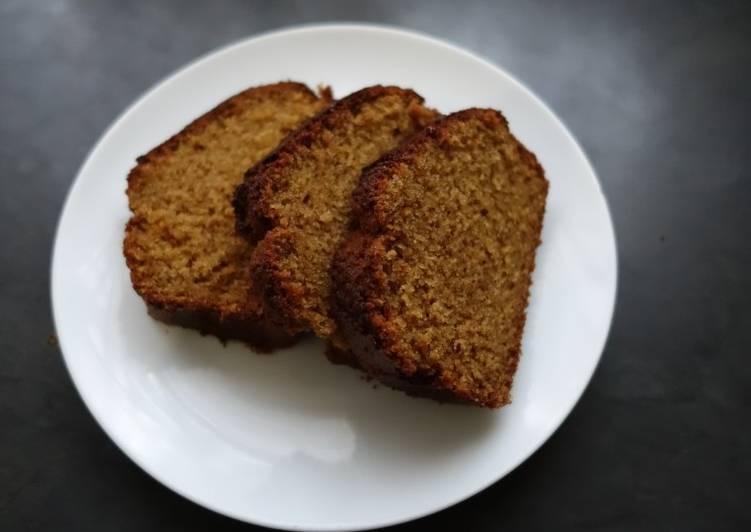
[331,109,548,407]
[124,82,331,349]
[233,85,438,349]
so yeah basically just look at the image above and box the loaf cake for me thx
[233,86,438,344]
[331,109,548,407]
[124,82,332,349]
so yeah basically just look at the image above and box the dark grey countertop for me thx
[2,1,749,530]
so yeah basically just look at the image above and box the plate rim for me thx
[51,22,618,531]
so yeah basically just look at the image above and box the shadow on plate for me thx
[121,313,498,465]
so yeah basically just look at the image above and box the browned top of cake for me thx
[233,86,438,340]
[124,82,331,341]
[332,109,548,407]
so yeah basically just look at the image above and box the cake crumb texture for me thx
[332,108,548,407]
[124,82,331,347]
[235,85,438,340]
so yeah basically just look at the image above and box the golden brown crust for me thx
[331,109,548,408]
[124,82,331,346]
[233,86,438,336]
[247,227,308,332]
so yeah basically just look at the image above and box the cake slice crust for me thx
[234,86,438,342]
[332,109,548,407]
[124,82,331,349]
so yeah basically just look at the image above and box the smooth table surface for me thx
[1,1,749,530]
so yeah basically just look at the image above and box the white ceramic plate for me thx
[52,24,617,531]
